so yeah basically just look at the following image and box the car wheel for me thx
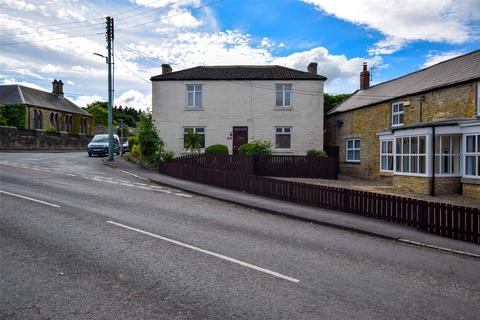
[88,153,92,157]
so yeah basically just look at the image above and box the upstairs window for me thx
[346,138,360,162]
[392,102,404,126]
[275,127,292,149]
[186,85,203,108]
[275,84,292,107]
[465,134,480,177]
[380,140,393,172]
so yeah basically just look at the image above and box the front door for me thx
[232,126,248,155]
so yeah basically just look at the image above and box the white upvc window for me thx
[395,136,427,175]
[435,135,461,175]
[392,102,404,127]
[380,140,394,172]
[275,127,292,149]
[464,134,480,178]
[346,138,360,162]
[186,84,203,108]
[275,84,292,107]
[183,127,205,149]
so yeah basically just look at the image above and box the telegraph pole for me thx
[106,16,114,161]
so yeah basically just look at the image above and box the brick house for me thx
[0,80,92,134]
[151,63,326,155]
[325,50,480,198]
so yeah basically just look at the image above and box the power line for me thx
[114,53,151,83]
[117,0,224,31]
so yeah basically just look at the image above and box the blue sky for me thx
[1,0,479,110]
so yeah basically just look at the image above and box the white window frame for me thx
[392,101,404,127]
[434,135,461,177]
[183,126,206,150]
[186,84,203,108]
[275,84,292,108]
[380,140,394,172]
[275,126,292,150]
[346,138,360,162]
[464,133,480,178]
[394,135,427,176]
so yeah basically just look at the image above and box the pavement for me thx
[1,152,480,319]
[106,157,480,257]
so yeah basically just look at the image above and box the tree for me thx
[84,102,108,126]
[184,129,202,153]
[324,93,351,113]
[137,112,164,164]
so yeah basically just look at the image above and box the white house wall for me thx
[152,80,324,155]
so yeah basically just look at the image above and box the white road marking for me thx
[106,221,300,283]
[120,183,135,187]
[0,190,60,208]
[156,189,172,194]
[136,186,152,190]
[174,193,192,198]
[118,169,149,181]
[149,185,164,189]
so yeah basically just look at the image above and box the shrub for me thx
[45,124,57,133]
[239,139,273,155]
[162,150,175,161]
[131,144,141,159]
[205,144,229,155]
[128,134,139,147]
[306,149,327,157]
[137,112,164,164]
[0,104,27,128]
[0,113,7,126]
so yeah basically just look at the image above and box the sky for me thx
[1,0,479,111]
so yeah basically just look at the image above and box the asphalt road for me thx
[1,152,479,320]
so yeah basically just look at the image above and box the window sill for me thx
[461,176,480,183]
[393,172,429,178]
[344,161,360,165]
[185,107,204,111]
[273,107,293,111]
[379,171,393,176]
[274,148,294,153]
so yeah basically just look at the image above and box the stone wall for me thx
[0,126,92,150]
[26,105,93,135]
[392,175,461,195]
[462,179,480,200]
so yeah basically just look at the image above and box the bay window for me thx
[435,135,461,175]
[465,134,480,177]
[395,136,426,174]
[380,140,393,172]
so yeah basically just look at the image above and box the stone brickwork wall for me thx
[392,175,461,195]
[26,105,92,135]
[462,180,480,200]
[0,126,92,150]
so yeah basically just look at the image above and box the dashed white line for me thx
[0,190,60,208]
[106,221,300,283]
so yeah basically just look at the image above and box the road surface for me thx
[1,152,479,319]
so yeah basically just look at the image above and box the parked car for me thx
[88,134,120,157]
[121,138,129,155]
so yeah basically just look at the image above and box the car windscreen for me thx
[92,136,109,143]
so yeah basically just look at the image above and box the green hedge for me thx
[0,104,26,128]
[306,149,327,157]
[205,144,229,155]
[239,139,273,155]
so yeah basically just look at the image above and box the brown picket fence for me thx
[158,162,480,244]
[172,154,338,179]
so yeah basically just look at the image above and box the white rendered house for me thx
[151,63,326,155]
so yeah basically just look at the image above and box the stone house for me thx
[0,80,92,134]
[325,50,480,198]
[151,63,326,155]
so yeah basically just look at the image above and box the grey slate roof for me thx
[329,50,480,115]
[0,84,91,116]
[151,65,327,81]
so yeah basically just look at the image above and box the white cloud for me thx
[303,0,480,54]
[69,95,105,108]
[1,78,47,91]
[423,50,465,68]
[116,90,152,111]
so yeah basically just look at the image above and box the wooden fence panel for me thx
[158,162,480,244]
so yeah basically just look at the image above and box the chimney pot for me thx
[307,62,318,75]
[52,79,64,97]
[162,64,172,75]
[360,62,370,90]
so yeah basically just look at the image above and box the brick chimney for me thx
[307,62,318,75]
[360,62,370,90]
[52,79,64,97]
[162,64,172,75]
